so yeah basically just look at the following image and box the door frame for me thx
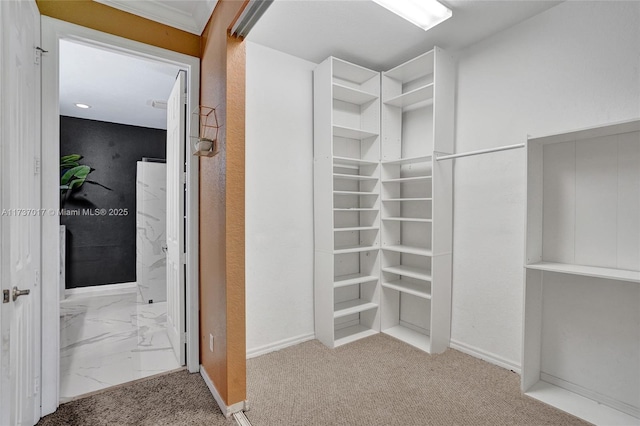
[40,16,200,416]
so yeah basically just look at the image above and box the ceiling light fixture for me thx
[371,0,452,32]
[74,103,91,109]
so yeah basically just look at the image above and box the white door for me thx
[166,71,186,365]
[0,1,42,425]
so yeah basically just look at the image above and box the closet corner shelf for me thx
[381,155,432,165]
[333,125,378,140]
[333,190,379,196]
[334,226,379,232]
[333,272,378,288]
[333,173,378,181]
[334,325,378,347]
[382,197,432,202]
[383,217,432,223]
[333,208,377,212]
[334,245,379,254]
[382,176,432,183]
[525,262,640,283]
[332,83,378,105]
[384,84,434,109]
[382,325,431,352]
[382,265,432,282]
[382,245,432,256]
[334,299,378,319]
[382,279,432,299]
[333,156,379,167]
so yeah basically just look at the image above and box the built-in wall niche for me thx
[523,119,640,425]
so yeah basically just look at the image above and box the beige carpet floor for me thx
[246,334,591,426]
[37,369,234,426]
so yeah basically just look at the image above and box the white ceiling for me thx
[93,0,219,35]
[59,40,181,130]
[64,0,562,129]
[247,0,563,70]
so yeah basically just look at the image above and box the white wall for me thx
[245,42,316,357]
[450,1,640,369]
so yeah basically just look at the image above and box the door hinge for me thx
[34,46,47,65]
[35,269,40,287]
[180,253,187,265]
[34,378,39,395]
[34,157,40,175]
[181,93,187,105]
[182,172,187,185]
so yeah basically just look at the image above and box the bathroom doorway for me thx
[40,18,201,409]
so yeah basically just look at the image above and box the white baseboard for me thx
[64,282,137,298]
[449,338,521,374]
[246,333,315,359]
[200,365,248,418]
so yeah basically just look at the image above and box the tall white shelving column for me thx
[522,119,640,425]
[313,57,382,348]
[379,47,455,354]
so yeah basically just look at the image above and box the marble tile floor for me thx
[59,287,181,402]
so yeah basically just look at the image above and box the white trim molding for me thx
[449,339,521,374]
[200,366,249,418]
[94,0,218,35]
[246,333,315,359]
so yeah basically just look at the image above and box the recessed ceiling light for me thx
[74,103,91,109]
[372,0,452,31]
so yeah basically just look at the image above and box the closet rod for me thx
[435,143,525,161]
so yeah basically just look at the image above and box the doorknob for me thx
[12,286,30,302]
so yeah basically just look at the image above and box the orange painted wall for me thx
[199,0,247,406]
[36,0,200,57]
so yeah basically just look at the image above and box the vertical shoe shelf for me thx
[314,48,454,353]
[314,57,382,348]
[379,48,454,354]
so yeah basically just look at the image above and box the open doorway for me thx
[40,17,200,415]
[57,39,182,401]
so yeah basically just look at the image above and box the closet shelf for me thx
[334,245,379,254]
[334,299,378,319]
[333,272,378,288]
[384,50,434,83]
[383,217,432,223]
[333,190,378,196]
[332,83,378,105]
[382,197,432,202]
[333,125,378,140]
[334,226,379,232]
[381,155,432,165]
[382,176,431,183]
[333,173,378,181]
[382,325,430,352]
[382,265,432,282]
[526,262,640,283]
[384,84,434,109]
[382,245,432,256]
[333,208,377,212]
[382,279,432,299]
[334,325,378,347]
[333,156,379,167]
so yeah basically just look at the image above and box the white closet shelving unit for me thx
[314,57,382,348]
[380,48,454,354]
[314,47,454,353]
[522,119,640,425]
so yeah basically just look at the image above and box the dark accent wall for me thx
[60,116,166,288]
